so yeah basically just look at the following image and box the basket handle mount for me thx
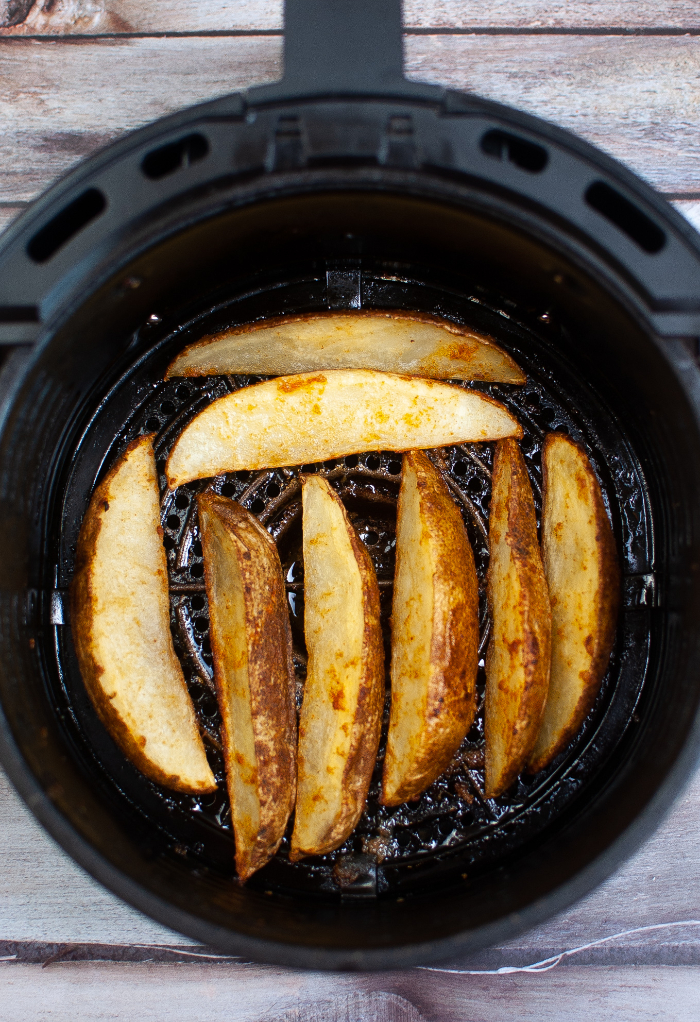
[250,0,440,102]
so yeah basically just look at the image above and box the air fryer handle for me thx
[250,0,440,102]
[283,0,404,94]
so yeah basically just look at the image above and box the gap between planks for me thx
[5,28,700,40]
[2,1,700,36]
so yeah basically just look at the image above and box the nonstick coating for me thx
[2,186,700,969]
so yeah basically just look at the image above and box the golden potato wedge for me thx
[382,451,479,806]
[165,310,526,384]
[197,494,297,881]
[290,476,384,860]
[528,434,620,773]
[70,435,216,794]
[485,438,551,798]
[166,369,522,488]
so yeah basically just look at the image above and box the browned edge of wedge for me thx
[164,309,526,384]
[527,433,620,774]
[484,438,552,798]
[290,477,384,860]
[198,493,297,881]
[382,450,479,806]
[70,435,216,794]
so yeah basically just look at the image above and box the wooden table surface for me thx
[3,2,700,1018]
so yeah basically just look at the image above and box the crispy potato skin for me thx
[165,309,526,384]
[528,434,620,773]
[291,477,384,860]
[485,439,552,798]
[198,495,296,881]
[382,451,479,806]
[71,435,216,795]
[165,369,522,488]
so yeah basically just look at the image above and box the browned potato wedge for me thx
[382,451,479,806]
[528,434,620,773]
[71,435,216,794]
[485,439,551,798]
[166,369,522,488]
[198,494,296,881]
[290,476,384,860]
[165,310,526,384]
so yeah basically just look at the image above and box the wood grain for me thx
[0,963,699,1021]
[0,0,280,34]
[3,35,700,202]
[2,1,700,35]
[404,2,700,31]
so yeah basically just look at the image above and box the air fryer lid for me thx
[1,0,700,972]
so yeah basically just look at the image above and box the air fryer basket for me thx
[1,0,700,971]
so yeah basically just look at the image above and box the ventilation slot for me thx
[481,130,548,173]
[27,189,106,264]
[0,306,39,323]
[585,181,666,254]
[141,133,209,180]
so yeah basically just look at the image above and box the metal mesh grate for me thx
[54,273,652,897]
[96,365,629,887]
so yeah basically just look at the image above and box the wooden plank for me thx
[2,1,700,36]
[2,35,700,202]
[0,962,699,1022]
[406,1,700,31]
[674,200,700,232]
[0,205,26,236]
[0,0,282,34]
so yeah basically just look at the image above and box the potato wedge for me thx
[484,438,551,798]
[382,451,479,806]
[165,310,526,385]
[197,494,296,881]
[290,476,384,860]
[528,434,620,773]
[70,435,216,794]
[166,369,522,488]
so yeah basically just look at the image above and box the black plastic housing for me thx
[1,0,700,971]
